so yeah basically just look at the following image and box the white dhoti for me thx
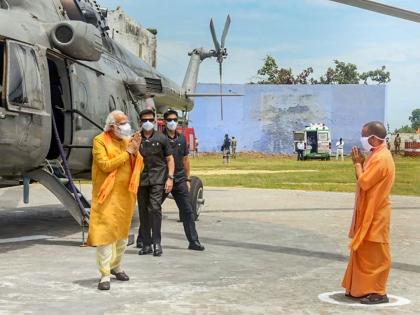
[96,239,128,282]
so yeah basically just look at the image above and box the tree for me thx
[409,108,420,130]
[394,125,415,134]
[257,55,314,84]
[147,28,158,35]
[359,66,391,84]
[255,55,391,85]
[332,60,359,84]
[295,67,314,84]
[256,55,278,83]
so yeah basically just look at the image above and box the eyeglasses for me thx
[140,118,155,123]
[166,118,178,122]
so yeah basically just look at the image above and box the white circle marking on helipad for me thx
[318,291,411,308]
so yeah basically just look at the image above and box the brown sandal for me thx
[98,281,110,290]
[111,270,130,281]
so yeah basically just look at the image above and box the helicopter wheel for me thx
[190,176,204,221]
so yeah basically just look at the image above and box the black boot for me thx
[188,241,205,251]
[139,245,153,255]
[153,244,163,256]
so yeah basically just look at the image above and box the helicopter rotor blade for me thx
[330,0,420,23]
[219,62,224,120]
[221,14,231,49]
[210,18,221,52]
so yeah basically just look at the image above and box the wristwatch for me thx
[168,175,174,180]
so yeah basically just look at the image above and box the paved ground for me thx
[0,184,420,315]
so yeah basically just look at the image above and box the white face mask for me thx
[115,123,132,139]
[360,136,372,152]
[360,135,385,152]
[166,120,178,131]
[142,120,154,132]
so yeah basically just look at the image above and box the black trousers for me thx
[164,181,199,244]
[297,150,304,161]
[137,184,164,246]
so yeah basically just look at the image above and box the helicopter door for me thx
[3,41,51,172]
[46,56,72,159]
[67,62,104,173]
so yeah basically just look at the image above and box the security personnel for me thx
[162,110,205,251]
[137,109,175,257]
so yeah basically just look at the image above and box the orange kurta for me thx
[342,144,395,297]
[87,133,143,247]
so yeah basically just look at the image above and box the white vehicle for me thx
[293,124,332,160]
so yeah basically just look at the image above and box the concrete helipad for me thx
[1,184,420,315]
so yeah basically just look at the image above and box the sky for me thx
[99,0,420,130]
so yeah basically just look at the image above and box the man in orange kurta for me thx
[87,110,143,290]
[342,121,395,304]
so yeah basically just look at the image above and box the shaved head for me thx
[362,121,387,139]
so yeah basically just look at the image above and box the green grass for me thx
[190,153,420,196]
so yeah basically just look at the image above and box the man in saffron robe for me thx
[342,121,395,304]
[87,110,143,290]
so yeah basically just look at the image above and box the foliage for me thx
[394,125,415,134]
[256,55,314,84]
[147,28,158,35]
[255,55,391,85]
[359,66,391,84]
[409,108,420,130]
[394,109,420,133]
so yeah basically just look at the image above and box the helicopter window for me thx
[7,43,43,109]
[60,0,99,26]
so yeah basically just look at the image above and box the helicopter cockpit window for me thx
[60,0,99,26]
[7,43,43,110]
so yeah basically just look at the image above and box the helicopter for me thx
[0,0,233,227]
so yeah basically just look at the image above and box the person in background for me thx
[88,110,143,291]
[221,134,231,164]
[386,137,391,150]
[136,109,174,257]
[342,121,395,305]
[336,138,344,161]
[231,136,237,159]
[296,139,305,161]
[162,110,205,251]
[394,133,401,154]
[194,138,199,158]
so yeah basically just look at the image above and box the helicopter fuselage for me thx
[0,0,194,180]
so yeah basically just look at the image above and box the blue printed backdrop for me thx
[189,84,386,154]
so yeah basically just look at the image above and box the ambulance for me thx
[293,123,332,160]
